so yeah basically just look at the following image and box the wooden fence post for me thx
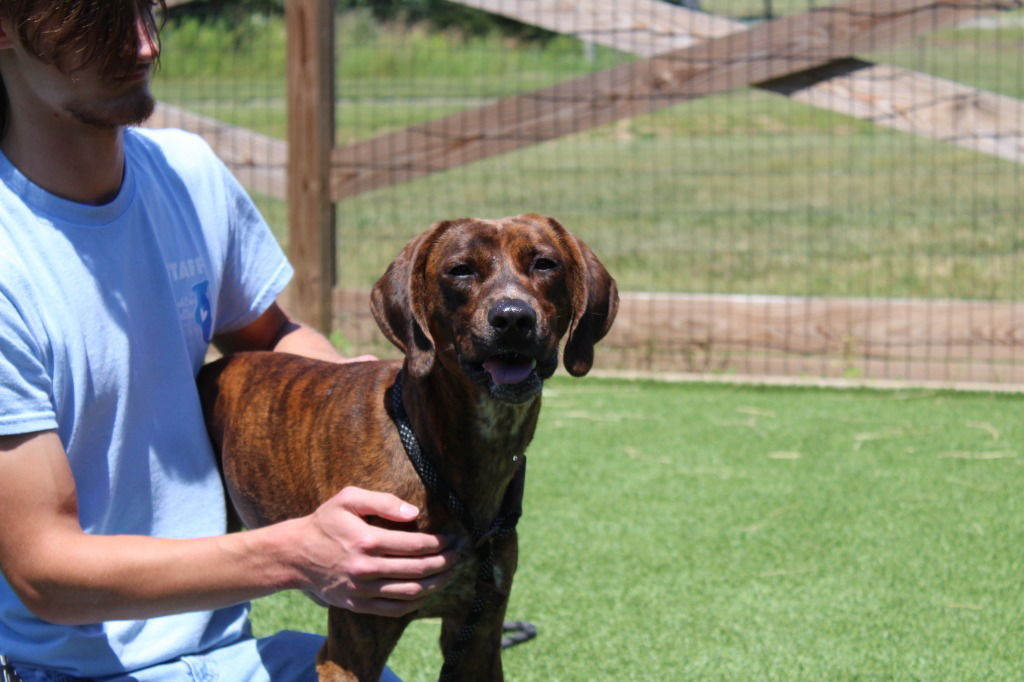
[286,0,336,333]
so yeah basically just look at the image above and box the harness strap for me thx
[387,370,528,681]
[388,370,525,546]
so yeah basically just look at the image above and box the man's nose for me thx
[136,17,159,61]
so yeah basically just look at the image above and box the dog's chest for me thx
[472,397,537,456]
[408,398,533,618]
[418,545,508,618]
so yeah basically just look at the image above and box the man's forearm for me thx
[10,518,303,625]
[0,429,452,626]
[272,321,346,362]
[273,321,378,364]
[213,302,368,363]
[12,490,451,625]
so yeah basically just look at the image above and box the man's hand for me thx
[338,354,378,364]
[290,487,460,617]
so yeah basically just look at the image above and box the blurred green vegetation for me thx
[152,5,1024,299]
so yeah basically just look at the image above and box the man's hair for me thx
[0,0,166,132]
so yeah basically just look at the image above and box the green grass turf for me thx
[250,377,1024,680]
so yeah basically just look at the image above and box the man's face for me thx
[0,12,159,130]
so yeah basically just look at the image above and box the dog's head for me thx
[371,214,618,403]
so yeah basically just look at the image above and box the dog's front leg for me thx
[436,532,516,682]
[317,607,409,682]
[439,537,517,682]
[439,600,509,682]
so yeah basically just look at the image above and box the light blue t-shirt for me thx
[0,127,293,675]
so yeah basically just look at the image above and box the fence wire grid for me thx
[152,0,1024,386]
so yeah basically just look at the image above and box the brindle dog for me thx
[198,214,618,681]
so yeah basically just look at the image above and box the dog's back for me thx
[198,352,419,528]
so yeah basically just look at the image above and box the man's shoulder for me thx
[125,127,231,199]
[127,126,217,164]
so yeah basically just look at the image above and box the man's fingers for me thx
[343,596,432,618]
[339,354,378,364]
[331,486,456,557]
[309,486,469,617]
[334,486,420,524]
[358,566,455,601]
[309,547,460,613]
[358,527,460,559]
[353,549,461,583]
[334,567,457,617]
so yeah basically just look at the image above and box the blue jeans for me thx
[12,631,402,682]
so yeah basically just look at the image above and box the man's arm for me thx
[0,301,454,625]
[213,301,375,363]
[0,430,456,625]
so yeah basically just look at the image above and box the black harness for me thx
[387,370,534,680]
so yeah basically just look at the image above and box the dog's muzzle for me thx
[459,298,556,402]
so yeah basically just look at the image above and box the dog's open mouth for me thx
[464,351,553,403]
[482,353,537,386]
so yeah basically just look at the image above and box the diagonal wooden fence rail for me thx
[151,0,1024,199]
[150,0,1024,387]
[329,0,1023,202]
[457,0,1024,164]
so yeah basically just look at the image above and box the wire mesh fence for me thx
[151,0,1024,386]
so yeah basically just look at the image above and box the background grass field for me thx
[249,377,1024,680]
[152,8,1024,300]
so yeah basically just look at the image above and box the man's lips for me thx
[114,63,153,84]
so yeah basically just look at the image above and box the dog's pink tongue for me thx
[483,358,536,385]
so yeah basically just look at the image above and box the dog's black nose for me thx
[488,298,537,338]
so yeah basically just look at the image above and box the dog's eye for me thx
[533,257,560,272]
[446,264,475,278]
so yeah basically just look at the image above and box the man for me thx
[0,1,457,679]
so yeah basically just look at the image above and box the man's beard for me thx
[65,86,155,129]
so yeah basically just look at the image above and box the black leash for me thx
[387,370,536,681]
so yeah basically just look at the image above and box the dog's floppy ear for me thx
[371,222,451,378]
[556,220,619,377]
